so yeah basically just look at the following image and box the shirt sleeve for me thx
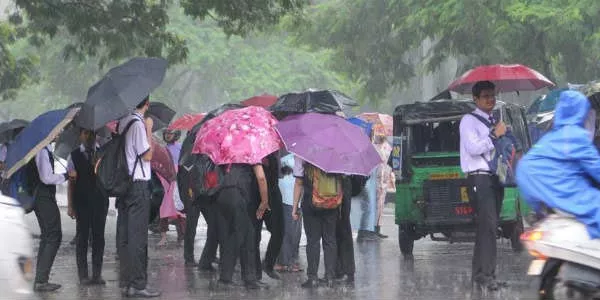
[130,122,151,156]
[293,156,304,178]
[66,154,75,172]
[35,149,66,185]
[460,115,495,156]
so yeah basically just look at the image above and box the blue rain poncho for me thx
[516,90,600,238]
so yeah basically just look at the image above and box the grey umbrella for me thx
[75,57,168,130]
[0,119,29,144]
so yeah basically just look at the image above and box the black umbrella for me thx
[54,102,113,159]
[75,57,168,130]
[0,119,29,144]
[148,102,176,132]
[270,90,358,117]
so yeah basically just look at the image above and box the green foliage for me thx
[292,0,600,99]
[0,21,38,101]
[0,0,307,100]
[2,6,357,120]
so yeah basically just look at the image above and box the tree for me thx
[2,5,358,120]
[0,19,37,101]
[13,0,306,65]
[292,0,600,100]
[0,0,306,98]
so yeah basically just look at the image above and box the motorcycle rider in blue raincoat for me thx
[516,90,600,238]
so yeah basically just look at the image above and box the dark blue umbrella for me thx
[3,108,79,179]
[75,57,168,130]
[347,117,373,137]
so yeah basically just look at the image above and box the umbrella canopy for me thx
[270,89,358,115]
[151,137,176,181]
[347,117,373,137]
[357,113,393,136]
[148,102,176,132]
[275,113,380,176]
[448,64,555,94]
[241,94,278,108]
[3,108,79,179]
[179,103,243,167]
[168,113,206,131]
[192,106,281,165]
[0,119,29,144]
[75,57,168,130]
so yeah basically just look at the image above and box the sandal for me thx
[290,264,303,272]
[273,264,286,272]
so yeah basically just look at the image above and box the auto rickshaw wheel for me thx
[501,216,524,252]
[398,224,415,257]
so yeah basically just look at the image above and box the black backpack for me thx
[349,174,368,197]
[178,154,225,205]
[95,118,140,198]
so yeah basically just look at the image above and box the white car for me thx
[0,193,33,296]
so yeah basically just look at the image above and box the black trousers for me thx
[183,200,219,268]
[117,181,151,290]
[75,196,109,280]
[468,174,504,283]
[336,195,355,277]
[254,191,284,278]
[33,195,62,284]
[302,205,338,280]
[216,187,257,283]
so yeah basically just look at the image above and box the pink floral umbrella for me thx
[192,106,282,165]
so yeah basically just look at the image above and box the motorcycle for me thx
[521,212,600,299]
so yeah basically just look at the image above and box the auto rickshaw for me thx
[390,99,531,257]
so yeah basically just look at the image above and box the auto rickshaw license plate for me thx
[527,259,546,275]
[460,187,469,202]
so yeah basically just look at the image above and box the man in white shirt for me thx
[33,144,76,292]
[459,81,507,291]
[116,96,160,298]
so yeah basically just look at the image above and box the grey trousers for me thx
[303,205,337,280]
[277,204,302,266]
[468,174,504,283]
[117,181,151,290]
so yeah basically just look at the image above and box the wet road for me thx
[15,204,540,300]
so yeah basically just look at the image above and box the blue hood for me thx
[553,90,590,128]
[517,89,600,238]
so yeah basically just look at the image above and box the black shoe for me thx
[198,264,216,272]
[473,279,505,291]
[185,260,199,267]
[69,236,77,245]
[126,287,161,298]
[375,226,388,239]
[263,267,281,280]
[34,282,62,292]
[357,230,379,242]
[79,277,90,285]
[334,274,354,284]
[244,280,261,290]
[121,286,129,296]
[301,279,318,289]
[214,279,233,291]
[88,277,106,285]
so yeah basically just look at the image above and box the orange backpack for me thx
[305,164,343,210]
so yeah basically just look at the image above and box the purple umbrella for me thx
[275,113,381,176]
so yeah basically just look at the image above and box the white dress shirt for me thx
[35,147,66,185]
